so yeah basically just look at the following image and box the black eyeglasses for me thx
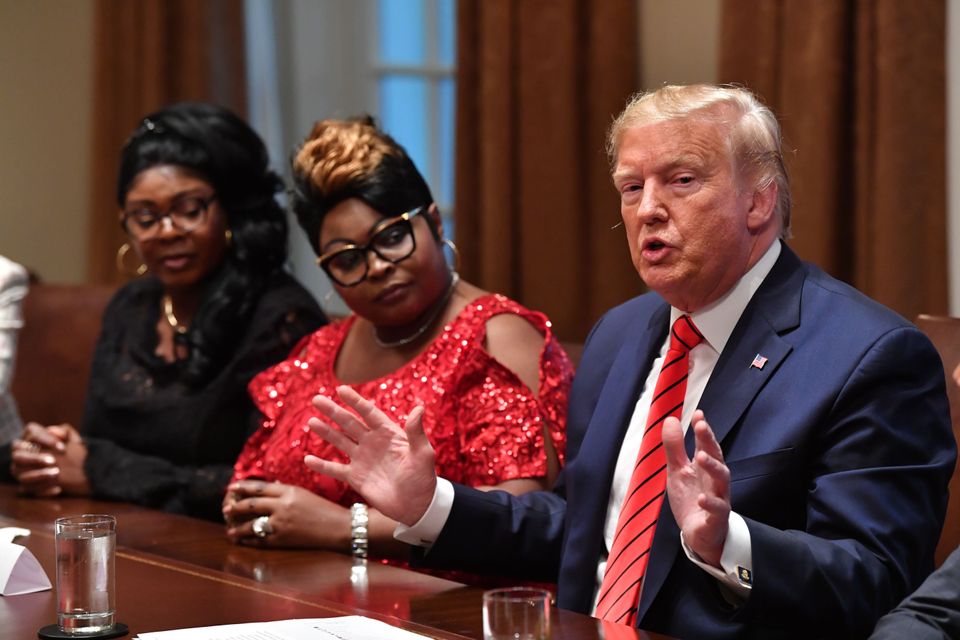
[120,194,217,241]
[317,206,425,287]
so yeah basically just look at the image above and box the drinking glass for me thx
[55,514,116,634]
[482,586,551,640]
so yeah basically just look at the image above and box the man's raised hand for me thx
[304,386,437,526]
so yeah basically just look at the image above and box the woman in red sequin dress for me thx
[224,118,573,558]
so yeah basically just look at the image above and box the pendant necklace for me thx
[162,295,189,336]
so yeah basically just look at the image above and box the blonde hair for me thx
[292,118,400,199]
[289,116,436,255]
[607,84,791,237]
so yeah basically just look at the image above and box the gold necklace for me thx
[373,272,460,349]
[162,295,188,335]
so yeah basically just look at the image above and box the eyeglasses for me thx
[120,195,217,240]
[316,206,425,287]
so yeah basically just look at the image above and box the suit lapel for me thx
[693,325,791,450]
[636,245,805,623]
[694,246,803,449]
[561,300,672,613]
[577,304,671,500]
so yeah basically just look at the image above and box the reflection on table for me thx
[0,485,666,639]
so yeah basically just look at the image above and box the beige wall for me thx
[640,0,720,87]
[0,0,94,283]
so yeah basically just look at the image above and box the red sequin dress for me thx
[233,294,572,506]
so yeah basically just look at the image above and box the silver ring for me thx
[251,515,273,538]
[22,441,41,453]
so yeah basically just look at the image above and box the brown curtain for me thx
[720,0,948,319]
[454,0,641,342]
[87,0,247,285]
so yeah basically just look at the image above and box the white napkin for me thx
[0,527,52,595]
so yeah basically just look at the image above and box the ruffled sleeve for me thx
[431,298,572,487]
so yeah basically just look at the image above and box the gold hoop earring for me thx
[116,243,147,276]
[442,238,461,272]
[225,229,233,246]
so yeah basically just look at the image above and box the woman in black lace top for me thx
[8,103,326,520]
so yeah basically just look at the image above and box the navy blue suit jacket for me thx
[415,245,956,638]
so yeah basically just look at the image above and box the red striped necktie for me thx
[595,314,704,625]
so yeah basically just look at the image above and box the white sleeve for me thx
[393,478,455,548]
[0,261,28,392]
[680,511,753,601]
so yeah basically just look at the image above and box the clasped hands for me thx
[10,422,90,497]
[305,387,732,568]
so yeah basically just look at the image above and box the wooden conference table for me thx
[0,486,670,639]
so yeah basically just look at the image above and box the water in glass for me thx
[55,515,116,634]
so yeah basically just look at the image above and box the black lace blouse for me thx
[79,272,325,521]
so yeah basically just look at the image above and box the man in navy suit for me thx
[305,85,956,638]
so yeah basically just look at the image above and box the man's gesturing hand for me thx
[662,410,731,568]
[304,385,438,527]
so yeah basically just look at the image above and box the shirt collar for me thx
[670,240,782,355]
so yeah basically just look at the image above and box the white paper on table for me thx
[0,529,52,596]
[0,527,31,544]
[135,616,434,640]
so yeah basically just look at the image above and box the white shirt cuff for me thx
[393,478,454,548]
[680,511,753,599]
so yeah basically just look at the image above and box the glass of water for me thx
[482,586,552,640]
[55,514,116,635]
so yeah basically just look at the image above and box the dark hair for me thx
[289,116,437,256]
[118,102,288,385]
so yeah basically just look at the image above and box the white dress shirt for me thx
[397,241,782,607]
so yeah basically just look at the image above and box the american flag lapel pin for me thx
[750,353,768,370]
